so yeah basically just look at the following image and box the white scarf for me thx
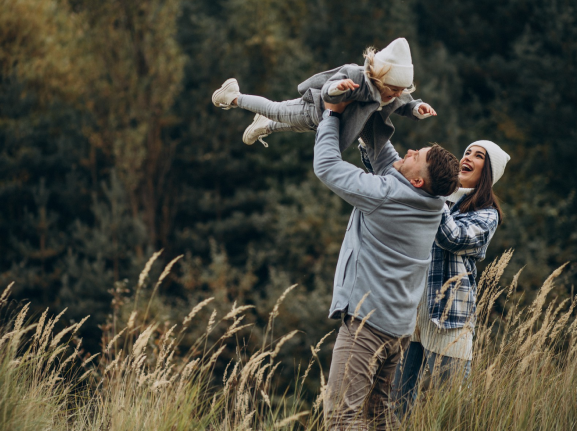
[446,187,474,204]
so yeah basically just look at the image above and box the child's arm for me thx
[320,66,374,104]
[394,96,437,120]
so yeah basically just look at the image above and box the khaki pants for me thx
[324,315,410,431]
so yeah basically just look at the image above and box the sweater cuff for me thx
[413,103,432,119]
[328,82,348,96]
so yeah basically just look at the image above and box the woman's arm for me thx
[435,205,499,255]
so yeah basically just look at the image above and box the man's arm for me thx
[313,107,392,213]
[362,139,401,176]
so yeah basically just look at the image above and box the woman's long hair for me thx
[458,152,504,225]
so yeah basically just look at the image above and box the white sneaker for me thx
[212,78,240,110]
[243,114,271,147]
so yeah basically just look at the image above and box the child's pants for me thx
[237,95,320,133]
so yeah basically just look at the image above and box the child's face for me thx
[380,85,405,102]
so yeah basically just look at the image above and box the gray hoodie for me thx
[299,59,422,156]
[313,111,444,337]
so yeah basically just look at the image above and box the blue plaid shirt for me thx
[428,199,498,329]
[359,143,499,329]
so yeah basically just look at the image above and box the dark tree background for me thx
[1,0,576,386]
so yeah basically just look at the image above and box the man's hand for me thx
[335,79,360,92]
[325,100,353,114]
[418,103,437,116]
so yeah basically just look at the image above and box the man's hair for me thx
[423,144,460,196]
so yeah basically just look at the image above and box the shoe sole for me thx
[243,114,266,145]
[212,78,238,108]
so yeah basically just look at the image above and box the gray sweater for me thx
[313,111,445,337]
[298,59,422,156]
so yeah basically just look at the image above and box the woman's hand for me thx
[336,79,360,92]
[418,103,437,116]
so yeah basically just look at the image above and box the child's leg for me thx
[242,114,316,147]
[237,95,319,133]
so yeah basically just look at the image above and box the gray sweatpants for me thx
[236,94,320,134]
[324,315,410,431]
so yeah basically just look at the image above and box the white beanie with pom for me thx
[373,38,414,88]
[465,140,510,185]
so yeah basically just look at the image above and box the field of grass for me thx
[1,251,576,430]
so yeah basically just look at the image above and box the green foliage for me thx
[0,0,575,365]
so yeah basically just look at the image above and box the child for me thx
[212,38,436,155]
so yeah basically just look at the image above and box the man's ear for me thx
[410,177,425,188]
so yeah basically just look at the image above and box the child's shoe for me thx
[212,78,240,110]
[243,114,271,147]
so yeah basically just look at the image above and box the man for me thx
[313,102,460,430]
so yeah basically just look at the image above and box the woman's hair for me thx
[458,152,504,225]
[363,47,416,94]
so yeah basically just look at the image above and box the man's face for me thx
[393,147,431,188]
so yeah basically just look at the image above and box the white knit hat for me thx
[464,140,510,185]
[373,38,414,88]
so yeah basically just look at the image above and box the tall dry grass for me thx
[0,251,576,430]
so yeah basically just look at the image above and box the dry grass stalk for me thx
[154,254,184,292]
[368,342,387,376]
[224,301,255,320]
[268,284,298,331]
[435,273,465,303]
[0,282,13,306]
[81,353,100,368]
[301,330,334,384]
[202,344,227,371]
[13,302,30,334]
[131,324,156,359]
[106,327,127,352]
[261,389,271,408]
[352,292,371,322]
[127,311,137,329]
[264,362,282,393]
[39,308,68,352]
[138,249,164,290]
[271,330,299,358]
[206,309,217,334]
[33,307,49,342]
[182,297,214,327]
[354,310,376,341]
[274,411,309,428]
[517,263,569,342]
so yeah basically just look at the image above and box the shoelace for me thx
[257,135,269,148]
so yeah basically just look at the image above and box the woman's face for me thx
[459,145,486,188]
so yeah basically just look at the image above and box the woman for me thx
[392,140,510,412]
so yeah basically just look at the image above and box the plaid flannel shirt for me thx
[427,199,498,329]
[359,143,499,330]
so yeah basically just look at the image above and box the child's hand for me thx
[418,103,437,116]
[336,79,360,92]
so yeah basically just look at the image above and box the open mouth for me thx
[461,163,473,172]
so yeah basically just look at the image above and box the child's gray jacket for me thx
[298,59,423,156]
[313,112,445,337]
